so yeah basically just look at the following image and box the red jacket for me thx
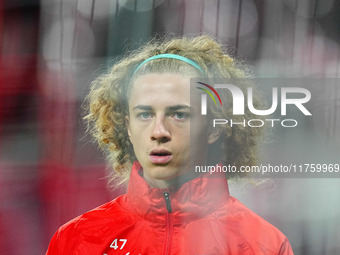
[46,162,293,255]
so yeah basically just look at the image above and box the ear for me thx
[207,126,221,144]
[125,115,133,144]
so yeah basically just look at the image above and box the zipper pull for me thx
[163,191,172,213]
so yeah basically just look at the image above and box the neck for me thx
[142,170,202,189]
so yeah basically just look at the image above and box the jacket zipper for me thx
[163,191,172,213]
[163,191,173,255]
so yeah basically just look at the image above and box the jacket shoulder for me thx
[45,194,134,254]
[223,196,294,254]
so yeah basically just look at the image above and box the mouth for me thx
[149,149,173,164]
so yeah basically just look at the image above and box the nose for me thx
[151,116,171,142]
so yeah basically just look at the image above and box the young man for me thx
[46,36,293,254]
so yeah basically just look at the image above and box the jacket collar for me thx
[124,161,230,224]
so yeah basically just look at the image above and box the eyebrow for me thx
[132,104,191,111]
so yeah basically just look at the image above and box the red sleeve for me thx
[45,230,60,255]
[279,238,294,255]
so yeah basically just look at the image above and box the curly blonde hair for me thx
[84,35,264,187]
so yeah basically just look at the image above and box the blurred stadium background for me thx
[0,0,340,254]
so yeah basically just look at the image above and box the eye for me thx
[137,112,153,120]
[172,112,190,120]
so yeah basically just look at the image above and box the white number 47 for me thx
[110,239,127,250]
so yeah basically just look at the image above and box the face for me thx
[126,73,220,188]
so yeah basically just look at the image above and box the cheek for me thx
[129,123,149,147]
[127,122,138,145]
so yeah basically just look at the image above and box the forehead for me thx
[129,73,191,105]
